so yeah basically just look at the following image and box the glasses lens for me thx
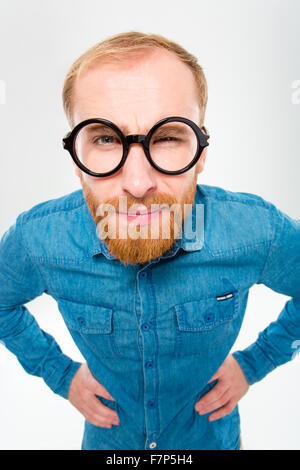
[149,121,199,172]
[74,123,123,174]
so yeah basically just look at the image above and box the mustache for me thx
[93,194,179,217]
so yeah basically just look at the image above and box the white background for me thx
[0,0,299,450]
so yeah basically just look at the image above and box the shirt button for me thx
[204,312,214,322]
[147,399,155,408]
[145,360,153,368]
[142,322,151,331]
[78,317,86,326]
[149,442,157,449]
[140,272,147,278]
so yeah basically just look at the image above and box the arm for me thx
[232,202,300,384]
[195,202,300,420]
[0,213,82,399]
[0,213,121,427]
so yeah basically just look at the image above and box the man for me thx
[0,31,299,451]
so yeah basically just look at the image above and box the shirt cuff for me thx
[43,354,82,399]
[232,341,277,385]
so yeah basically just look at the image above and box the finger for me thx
[84,366,115,401]
[207,371,219,383]
[195,382,229,411]
[196,389,231,415]
[90,380,115,401]
[207,400,236,422]
[73,392,120,425]
[70,400,116,428]
[88,395,120,422]
[207,361,228,383]
[84,410,115,428]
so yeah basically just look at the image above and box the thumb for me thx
[207,369,220,383]
[91,379,115,401]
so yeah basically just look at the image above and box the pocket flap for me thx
[57,298,113,334]
[174,291,238,331]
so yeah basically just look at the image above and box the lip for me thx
[117,207,165,226]
[118,208,161,216]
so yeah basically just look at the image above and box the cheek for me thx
[158,174,194,197]
[72,162,81,177]
[81,173,118,198]
[172,174,197,200]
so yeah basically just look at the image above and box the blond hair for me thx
[62,31,208,129]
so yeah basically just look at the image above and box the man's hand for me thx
[195,354,249,421]
[68,363,120,428]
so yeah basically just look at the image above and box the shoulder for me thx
[196,183,273,209]
[194,183,276,255]
[15,189,94,262]
[18,189,85,225]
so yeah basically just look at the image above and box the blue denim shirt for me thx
[0,184,299,450]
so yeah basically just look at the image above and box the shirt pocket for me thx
[173,291,239,357]
[57,298,122,359]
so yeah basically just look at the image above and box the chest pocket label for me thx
[57,298,121,359]
[216,292,234,301]
[174,292,239,356]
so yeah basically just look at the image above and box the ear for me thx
[195,146,207,175]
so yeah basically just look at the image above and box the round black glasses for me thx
[62,116,210,177]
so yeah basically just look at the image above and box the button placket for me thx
[136,267,160,445]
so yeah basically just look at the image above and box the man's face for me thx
[72,47,207,265]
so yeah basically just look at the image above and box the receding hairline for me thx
[73,46,201,108]
[62,32,208,128]
[78,44,188,73]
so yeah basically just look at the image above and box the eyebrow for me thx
[82,123,131,134]
[84,124,118,132]
[82,122,190,136]
[153,125,190,135]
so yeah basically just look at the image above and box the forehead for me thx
[72,48,200,129]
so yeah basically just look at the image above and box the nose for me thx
[121,143,157,199]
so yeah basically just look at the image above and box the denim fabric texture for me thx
[0,183,299,450]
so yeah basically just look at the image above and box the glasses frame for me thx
[62,116,210,177]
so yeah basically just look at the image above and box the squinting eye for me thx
[154,137,179,143]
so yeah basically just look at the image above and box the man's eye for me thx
[154,136,179,143]
[93,135,119,144]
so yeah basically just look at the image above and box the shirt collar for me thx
[82,185,205,261]
[180,185,205,253]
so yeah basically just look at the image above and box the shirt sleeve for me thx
[232,202,300,385]
[0,214,82,399]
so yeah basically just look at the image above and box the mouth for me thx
[117,207,165,225]
[118,207,161,216]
